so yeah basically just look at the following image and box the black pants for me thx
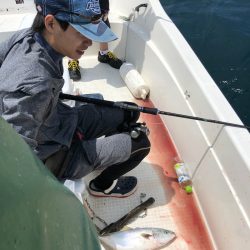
[45,104,150,188]
[100,0,111,28]
[100,0,109,14]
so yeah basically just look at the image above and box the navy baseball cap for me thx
[35,0,118,43]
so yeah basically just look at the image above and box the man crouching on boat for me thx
[0,0,150,198]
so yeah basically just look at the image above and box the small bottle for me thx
[174,163,193,193]
[119,63,150,100]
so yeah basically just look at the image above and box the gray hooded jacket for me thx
[0,28,78,160]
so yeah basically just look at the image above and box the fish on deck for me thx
[99,227,176,250]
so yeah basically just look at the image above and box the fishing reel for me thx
[129,122,150,139]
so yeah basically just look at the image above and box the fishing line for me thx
[59,93,250,129]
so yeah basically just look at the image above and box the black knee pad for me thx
[131,132,151,159]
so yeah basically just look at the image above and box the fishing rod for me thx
[59,93,250,129]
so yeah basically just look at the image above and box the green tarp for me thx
[0,117,101,250]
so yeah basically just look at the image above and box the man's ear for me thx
[44,15,56,33]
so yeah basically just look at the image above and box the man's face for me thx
[45,16,92,60]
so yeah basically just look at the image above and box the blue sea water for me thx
[160,0,250,129]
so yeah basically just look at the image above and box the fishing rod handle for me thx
[60,93,159,115]
[59,93,115,107]
[115,102,158,115]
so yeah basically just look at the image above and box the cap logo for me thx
[86,0,101,14]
